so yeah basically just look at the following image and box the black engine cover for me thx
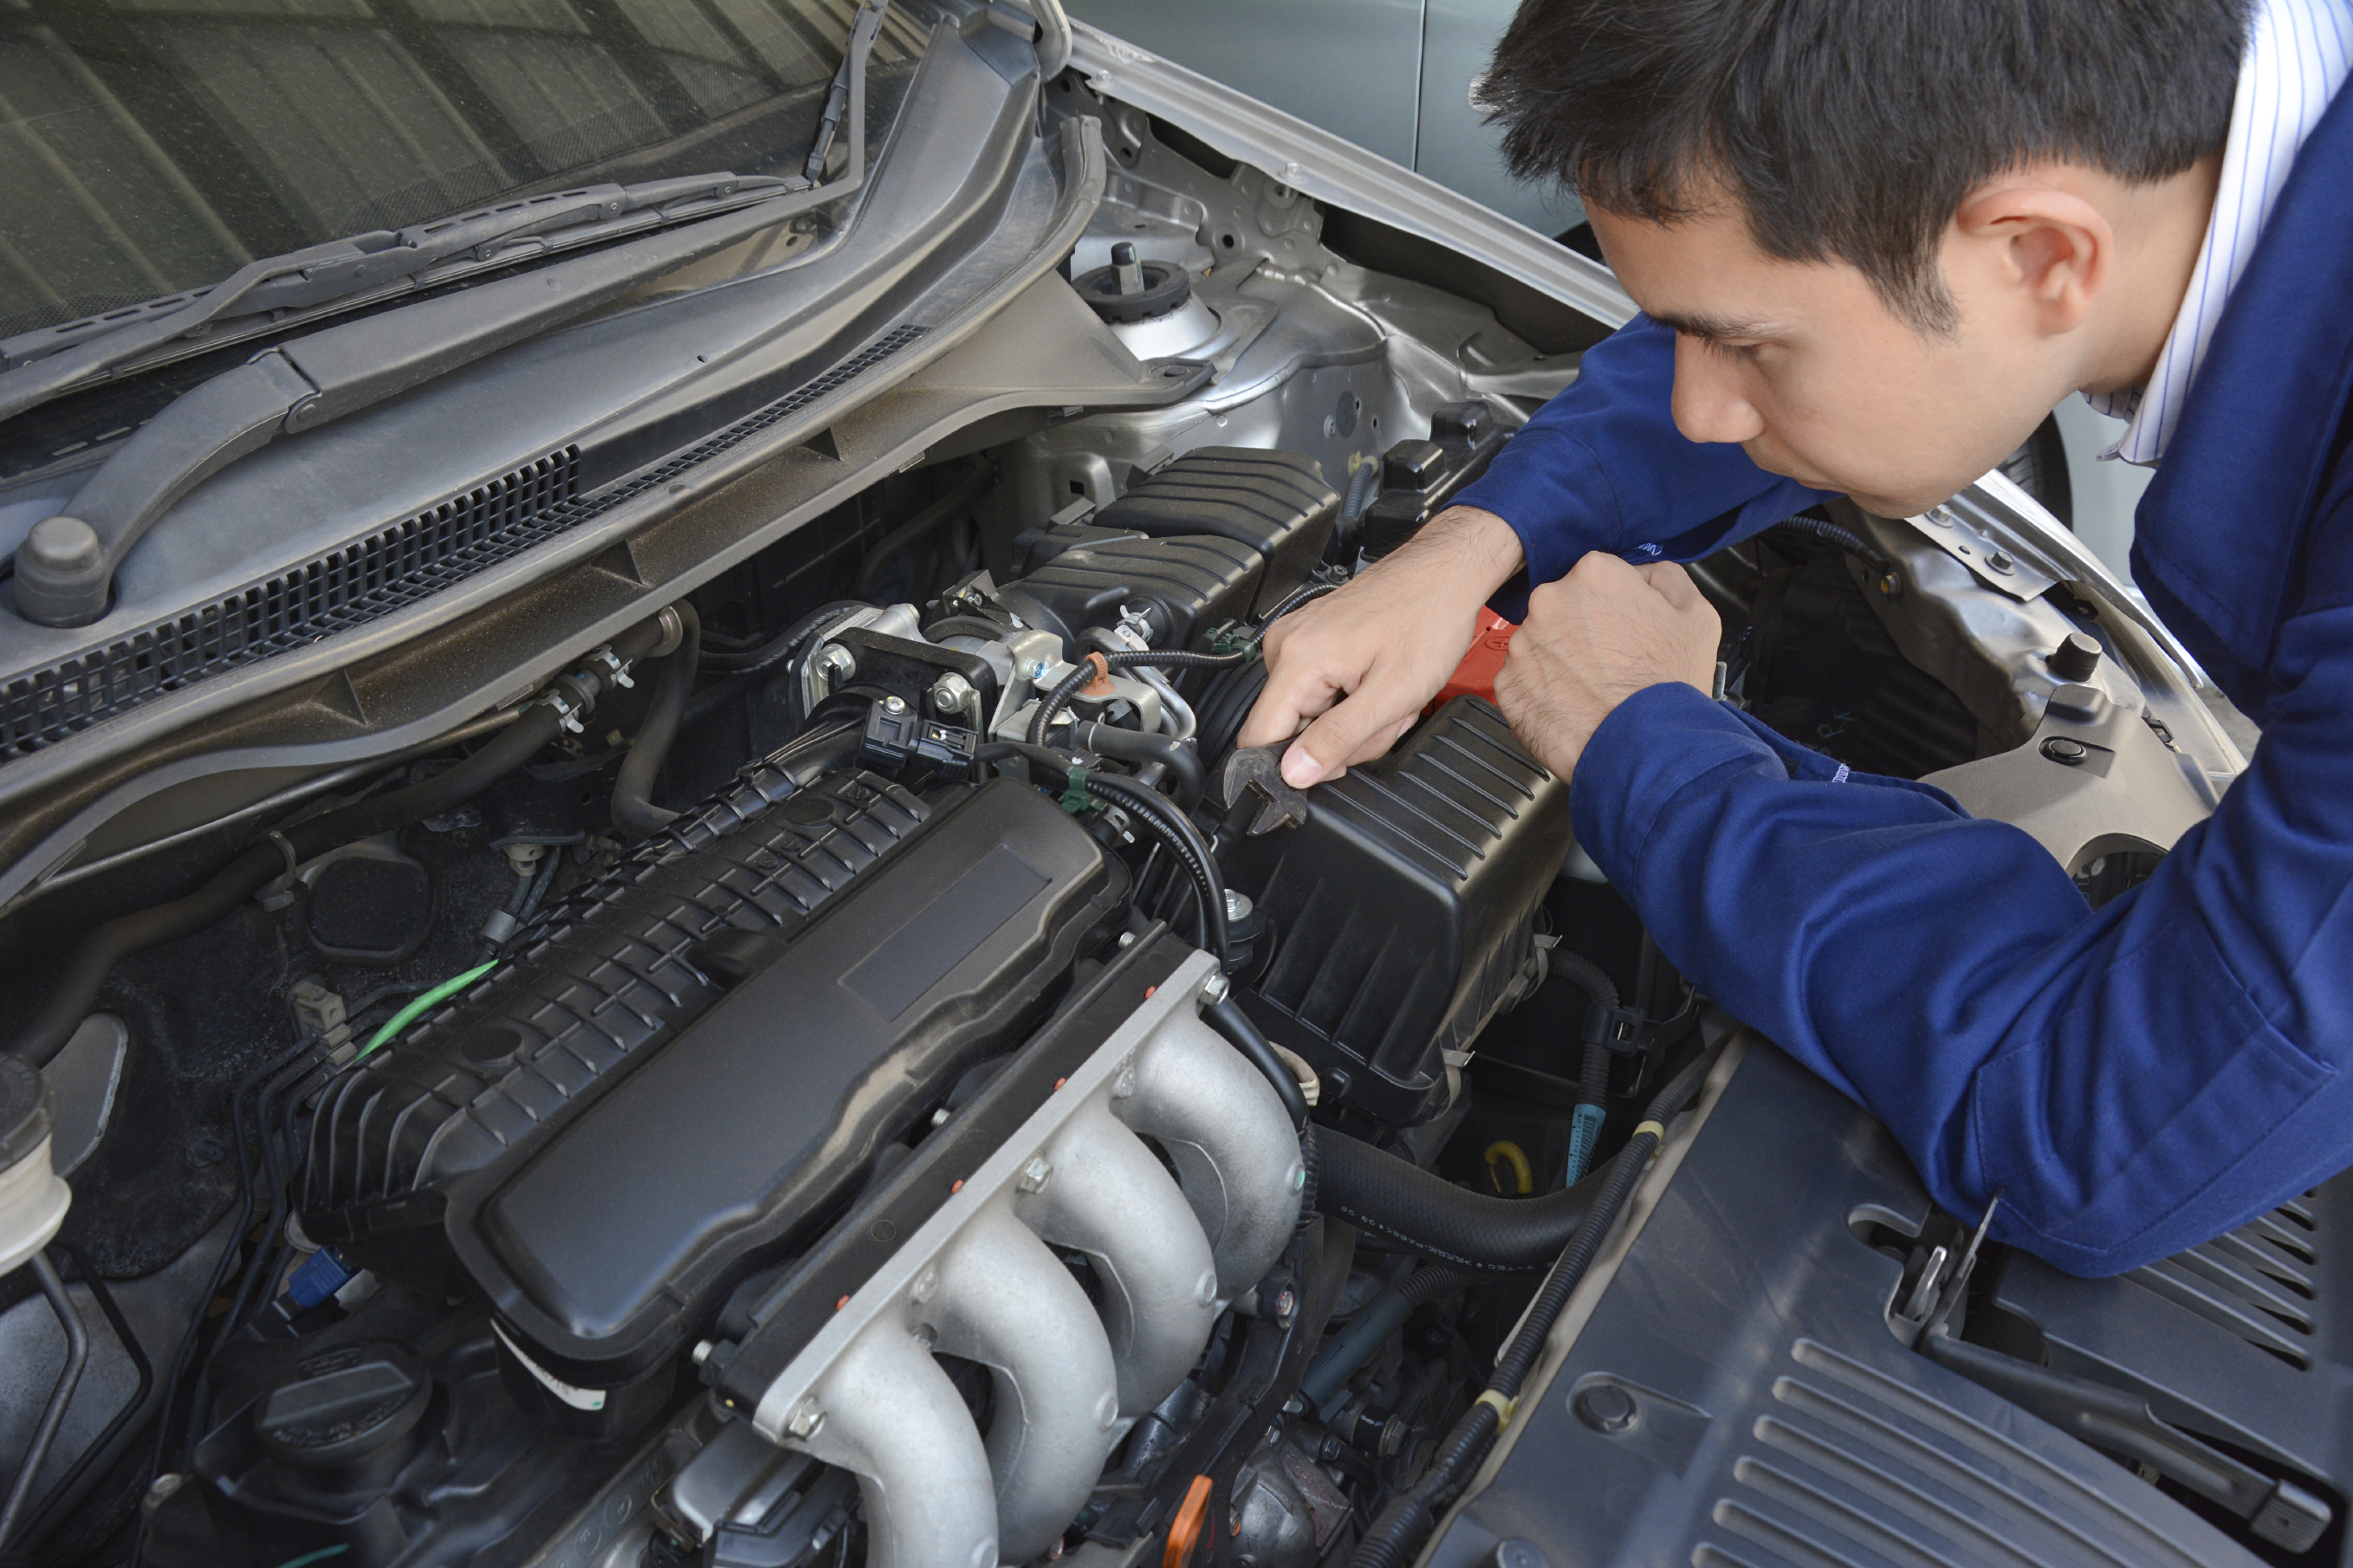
[306,765,1121,1390]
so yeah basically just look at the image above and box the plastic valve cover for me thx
[308,770,1123,1388]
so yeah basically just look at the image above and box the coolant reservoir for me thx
[0,1055,69,1277]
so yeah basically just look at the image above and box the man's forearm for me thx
[1379,504,1525,604]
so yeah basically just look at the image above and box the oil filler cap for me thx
[256,1340,431,1469]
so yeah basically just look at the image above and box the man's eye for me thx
[1706,338,1762,361]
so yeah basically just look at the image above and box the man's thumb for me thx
[1282,694,1390,787]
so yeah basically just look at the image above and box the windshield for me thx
[0,0,930,342]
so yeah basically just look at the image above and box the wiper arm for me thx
[0,172,811,426]
[11,0,891,630]
[805,0,890,181]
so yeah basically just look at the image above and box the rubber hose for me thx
[684,598,871,735]
[852,459,990,597]
[1295,1123,1319,1233]
[1069,719,1205,811]
[699,597,868,674]
[1493,1043,1720,1394]
[1771,515,1888,569]
[5,615,671,1067]
[1193,658,1269,765]
[1299,1263,1464,1413]
[1350,1045,1721,1568]
[1555,949,1620,1185]
[1550,949,1617,1011]
[1202,994,1307,1130]
[1027,648,1247,744]
[612,602,702,837]
[1314,1128,1604,1273]
[1086,772,1229,963]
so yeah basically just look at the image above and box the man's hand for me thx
[1238,508,1525,787]
[1494,553,1721,781]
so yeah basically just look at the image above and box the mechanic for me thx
[1240,0,2353,1276]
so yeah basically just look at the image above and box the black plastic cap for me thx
[255,1340,431,1469]
[0,1056,55,1172]
[2049,631,2102,682]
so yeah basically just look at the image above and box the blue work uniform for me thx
[1451,86,2353,1277]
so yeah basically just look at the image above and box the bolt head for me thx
[1199,971,1230,1005]
[785,1397,825,1438]
[883,695,907,714]
[1018,1156,1053,1193]
[1224,889,1253,922]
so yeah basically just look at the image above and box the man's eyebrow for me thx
[1649,309,1777,341]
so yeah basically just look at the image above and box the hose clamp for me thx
[535,686,587,734]
[583,645,634,691]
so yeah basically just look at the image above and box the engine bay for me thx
[1,21,2330,1568]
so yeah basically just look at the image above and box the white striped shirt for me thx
[2086,0,2353,465]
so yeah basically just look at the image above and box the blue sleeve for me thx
[1571,603,2353,1274]
[1453,314,1834,617]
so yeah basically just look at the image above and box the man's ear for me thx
[1951,174,2113,336]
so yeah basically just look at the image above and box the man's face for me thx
[1586,201,2076,518]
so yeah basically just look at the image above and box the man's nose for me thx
[1670,336,1766,446]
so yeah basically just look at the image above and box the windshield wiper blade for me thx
[10,1,893,630]
[0,172,812,426]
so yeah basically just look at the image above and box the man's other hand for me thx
[1238,508,1525,787]
[1494,554,1721,781]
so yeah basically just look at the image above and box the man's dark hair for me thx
[1484,0,2250,332]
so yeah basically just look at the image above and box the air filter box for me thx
[1221,697,1572,1125]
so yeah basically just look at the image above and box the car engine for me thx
[0,12,2319,1568]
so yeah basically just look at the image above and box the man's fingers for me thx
[1235,658,1336,751]
[1282,687,1414,787]
[1632,559,1704,611]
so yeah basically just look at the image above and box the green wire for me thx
[357,961,496,1063]
[273,1547,350,1568]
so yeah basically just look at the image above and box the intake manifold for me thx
[745,951,1300,1566]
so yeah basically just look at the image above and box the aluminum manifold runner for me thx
[739,950,1300,1567]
